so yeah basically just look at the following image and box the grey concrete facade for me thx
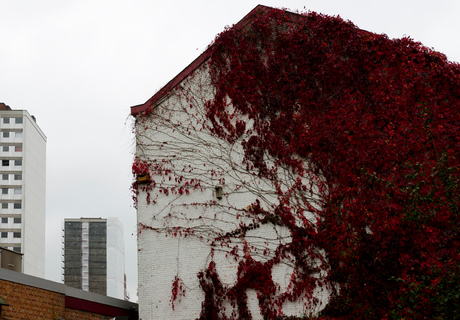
[64,221,82,288]
[63,218,124,299]
[88,221,107,295]
[64,218,107,295]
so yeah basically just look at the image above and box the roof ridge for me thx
[131,5,285,116]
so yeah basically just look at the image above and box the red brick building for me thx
[0,268,137,319]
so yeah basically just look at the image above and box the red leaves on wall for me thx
[133,6,460,319]
[203,7,460,319]
[171,276,186,310]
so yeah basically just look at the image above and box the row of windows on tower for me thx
[1,217,21,224]
[2,145,22,152]
[0,202,22,209]
[2,188,21,194]
[1,160,22,167]
[2,131,22,138]
[1,232,21,238]
[2,173,22,180]
[2,117,23,124]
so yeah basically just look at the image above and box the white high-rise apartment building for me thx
[0,102,46,277]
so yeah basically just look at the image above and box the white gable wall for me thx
[135,67,328,320]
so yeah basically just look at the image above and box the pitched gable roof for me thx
[131,5,300,116]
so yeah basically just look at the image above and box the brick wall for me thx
[0,279,111,320]
[134,61,330,319]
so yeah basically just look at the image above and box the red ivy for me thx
[171,276,186,310]
[202,7,460,319]
[133,7,460,319]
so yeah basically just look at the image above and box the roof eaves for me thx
[130,4,277,116]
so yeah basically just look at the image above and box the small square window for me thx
[13,217,21,223]
[14,160,22,166]
[2,131,9,138]
[15,132,22,138]
[14,174,21,180]
[2,146,8,152]
[1,232,7,238]
[15,145,22,152]
[13,232,21,238]
[1,217,7,223]
[2,174,8,180]
[14,189,21,195]
[13,203,21,209]
[2,160,9,166]
[2,188,8,195]
[13,247,21,252]
[15,117,23,124]
[2,203,8,209]
[3,118,9,124]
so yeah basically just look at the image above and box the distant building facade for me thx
[63,217,125,299]
[0,102,46,278]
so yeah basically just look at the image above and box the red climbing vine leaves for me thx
[134,6,460,319]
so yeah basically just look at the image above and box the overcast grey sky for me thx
[0,0,459,301]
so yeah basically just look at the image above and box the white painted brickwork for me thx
[135,68,328,320]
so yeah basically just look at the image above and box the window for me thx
[2,203,8,209]
[14,160,22,166]
[15,117,23,124]
[2,131,9,138]
[2,160,8,166]
[1,217,7,223]
[15,145,22,152]
[2,188,8,195]
[13,203,21,209]
[14,174,21,180]
[13,232,21,238]
[1,232,7,238]
[14,188,21,195]
[2,118,9,124]
[13,247,21,252]
[2,174,8,180]
[13,217,21,223]
[2,146,8,152]
[15,132,22,138]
